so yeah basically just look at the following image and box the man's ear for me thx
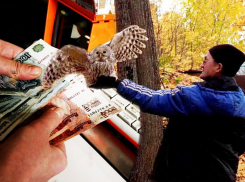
[217,63,223,73]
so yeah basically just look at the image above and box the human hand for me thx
[90,76,121,89]
[0,39,42,80]
[0,107,67,182]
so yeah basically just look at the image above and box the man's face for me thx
[200,52,222,80]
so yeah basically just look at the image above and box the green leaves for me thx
[150,0,245,71]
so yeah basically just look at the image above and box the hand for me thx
[0,40,64,182]
[0,39,42,80]
[0,107,67,182]
[90,76,121,89]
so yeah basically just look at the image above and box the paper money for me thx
[0,75,83,141]
[0,40,63,141]
[0,79,70,141]
[0,95,22,107]
[19,80,69,126]
[0,39,58,96]
[48,77,121,146]
[0,99,32,136]
[0,90,44,137]
[0,39,123,145]
[0,98,28,119]
[0,88,43,121]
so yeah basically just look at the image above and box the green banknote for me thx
[0,39,58,96]
[0,93,42,140]
[0,98,28,119]
[0,79,69,141]
[0,95,22,107]
[19,80,69,126]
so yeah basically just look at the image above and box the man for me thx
[0,40,67,182]
[92,44,245,182]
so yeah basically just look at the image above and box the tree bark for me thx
[114,1,138,83]
[115,1,164,181]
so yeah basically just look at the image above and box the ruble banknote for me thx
[48,77,122,146]
[0,40,123,145]
[0,39,58,96]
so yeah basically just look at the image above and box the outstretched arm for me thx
[117,79,202,117]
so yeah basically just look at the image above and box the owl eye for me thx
[96,52,99,54]
[103,51,106,54]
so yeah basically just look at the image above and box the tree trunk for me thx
[115,1,164,181]
[114,1,138,83]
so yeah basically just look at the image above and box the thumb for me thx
[0,56,42,80]
[30,107,64,136]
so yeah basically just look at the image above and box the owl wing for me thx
[108,25,148,62]
[42,45,89,89]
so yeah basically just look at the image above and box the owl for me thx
[42,25,148,89]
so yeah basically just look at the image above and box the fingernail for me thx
[28,66,41,76]
[51,107,64,118]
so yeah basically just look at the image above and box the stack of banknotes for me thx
[0,39,121,145]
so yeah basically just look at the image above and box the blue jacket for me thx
[117,77,245,182]
[117,79,245,118]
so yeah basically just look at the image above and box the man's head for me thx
[200,44,245,80]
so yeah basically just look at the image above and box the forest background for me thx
[149,1,245,181]
[150,0,245,74]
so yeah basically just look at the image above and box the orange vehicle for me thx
[44,0,116,51]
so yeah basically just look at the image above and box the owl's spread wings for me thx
[108,25,148,62]
[42,25,148,89]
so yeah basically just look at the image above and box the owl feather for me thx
[42,25,148,89]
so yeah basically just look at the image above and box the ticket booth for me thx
[44,0,116,51]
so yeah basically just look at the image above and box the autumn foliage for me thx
[150,0,245,72]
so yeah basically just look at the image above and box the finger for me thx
[0,39,23,59]
[55,143,67,157]
[50,97,71,115]
[0,56,42,80]
[30,107,64,136]
[50,143,67,175]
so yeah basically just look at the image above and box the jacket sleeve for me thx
[117,79,204,117]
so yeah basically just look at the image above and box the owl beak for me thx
[99,53,102,58]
